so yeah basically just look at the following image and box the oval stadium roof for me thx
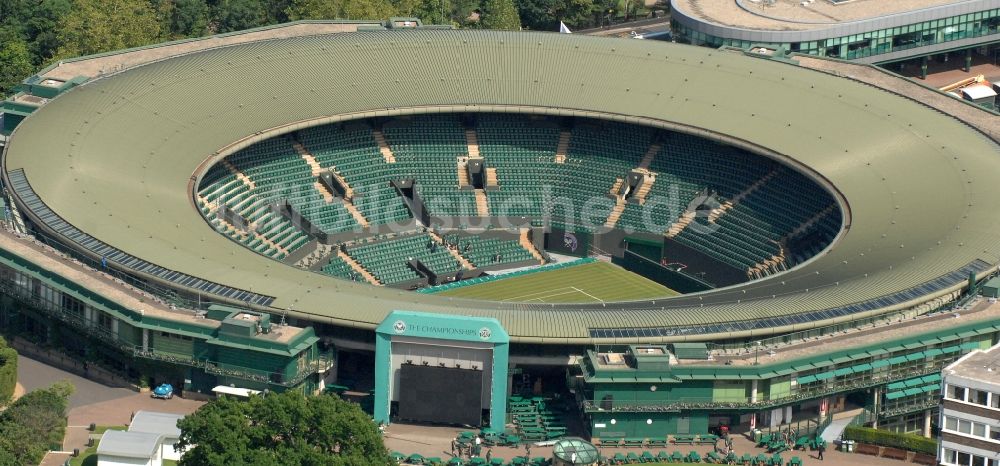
[5,30,1000,344]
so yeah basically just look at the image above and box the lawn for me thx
[436,260,677,303]
[69,426,127,466]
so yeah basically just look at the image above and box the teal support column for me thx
[490,341,509,431]
[920,56,929,80]
[964,49,973,72]
[374,332,392,425]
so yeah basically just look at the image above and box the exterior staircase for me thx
[638,143,661,169]
[222,160,256,189]
[554,131,570,163]
[519,229,545,264]
[465,129,481,158]
[427,231,475,269]
[337,249,380,285]
[372,129,396,163]
[474,190,489,217]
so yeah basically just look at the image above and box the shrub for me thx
[0,337,16,406]
[843,425,936,455]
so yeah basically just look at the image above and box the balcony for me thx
[0,279,330,388]
[580,363,953,413]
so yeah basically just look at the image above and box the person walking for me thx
[451,438,457,457]
[486,448,492,463]
[817,441,825,460]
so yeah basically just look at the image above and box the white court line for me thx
[572,286,604,303]
[501,287,577,302]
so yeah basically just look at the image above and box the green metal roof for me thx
[4,29,1000,343]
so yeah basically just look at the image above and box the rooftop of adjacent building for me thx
[0,228,308,344]
[944,339,1000,381]
[38,20,400,82]
[673,0,965,32]
[588,296,1000,370]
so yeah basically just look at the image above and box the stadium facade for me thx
[0,21,999,442]
[670,0,1000,75]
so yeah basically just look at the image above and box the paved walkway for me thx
[18,354,204,466]
[383,423,918,466]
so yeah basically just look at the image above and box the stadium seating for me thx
[440,234,535,268]
[198,113,839,281]
[346,234,465,285]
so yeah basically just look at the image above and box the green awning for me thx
[887,380,907,391]
[903,387,922,396]
[833,367,854,377]
[887,355,908,364]
[961,342,981,350]
[925,348,944,357]
[830,356,853,364]
[921,374,941,384]
[919,384,940,394]
[871,359,891,368]
[941,345,962,353]
[815,371,835,381]
[853,363,873,371]
[905,352,926,361]
[886,391,905,400]
[797,374,818,384]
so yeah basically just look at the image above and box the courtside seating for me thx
[441,234,535,268]
[346,234,464,285]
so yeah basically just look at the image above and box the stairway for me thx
[638,143,661,169]
[372,129,396,163]
[485,168,498,187]
[709,169,779,222]
[474,190,489,217]
[222,160,256,189]
[427,231,475,270]
[631,171,656,205]
[554,131,570,163]
[343,202,369,228]
[291,141,323,176]
[337,249,380,285]
[604,199,627,228]
[519,229,545,263]
[608,178,624,197]
[747,243,787,279]
[457,158,471,188]
[786,204,837,240]
[465,129,481,158]
[665,210,697,238]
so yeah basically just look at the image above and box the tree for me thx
[171,0,211,36]
[177,391,392,466]
[479,0,520,30]
[213,0,268,33]
[0,27,33,96]
[285,0,396,21]
[517,0,600,31]
[54,0,162,59]
[0,381,73,466]
[411,0,454,26]
[22,0,73,64]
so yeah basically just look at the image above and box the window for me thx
[959,453,971,466]
[990,428,1000,441]
[971,389,989,406]
[974,456,985,466]
[946,416,958,431]
[948,384,968,401]
[991,392,999,409]
[973,423,986,437]
[959,419,972,435]
[943,448,957,465]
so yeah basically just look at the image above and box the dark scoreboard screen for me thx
[398,364,483,426]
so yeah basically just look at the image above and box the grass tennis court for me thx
[436,261,678,303]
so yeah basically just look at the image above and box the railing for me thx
[581,363,952,413]
[0,279,330,388]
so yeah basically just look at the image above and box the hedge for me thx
[0,337,16,406]
[843,425,937,455]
